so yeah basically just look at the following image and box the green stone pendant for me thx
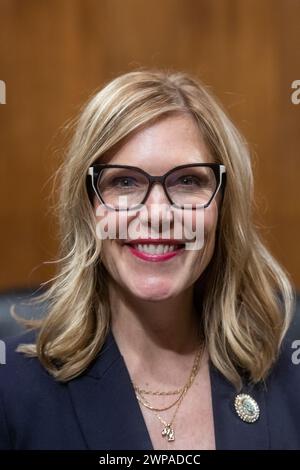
[234,393,260,423]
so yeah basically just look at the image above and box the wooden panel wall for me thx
[0,0,299,290]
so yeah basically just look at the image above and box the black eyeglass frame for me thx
[87,163,226,211]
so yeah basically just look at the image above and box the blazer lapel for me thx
[68,329,154,450]
[209,362,269,449]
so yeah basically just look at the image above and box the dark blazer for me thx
[0,321,300,450]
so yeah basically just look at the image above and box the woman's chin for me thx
[126,279,178,302]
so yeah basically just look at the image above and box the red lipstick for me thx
[123,239,185,262]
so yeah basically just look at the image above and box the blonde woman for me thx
[0,70,299,450]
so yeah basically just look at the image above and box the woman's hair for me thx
[17,69,295,388]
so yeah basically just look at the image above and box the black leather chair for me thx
[1,287,300,339]
[0,288,47,338]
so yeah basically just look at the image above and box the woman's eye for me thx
[178,175,201,185]
[111,177,137,187]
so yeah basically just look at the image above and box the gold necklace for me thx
[133,344,204,442]
[134,346,202,412]
[135,385,183,396]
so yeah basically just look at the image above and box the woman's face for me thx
[94,113,220,301]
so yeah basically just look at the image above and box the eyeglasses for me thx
[88,163,226,211]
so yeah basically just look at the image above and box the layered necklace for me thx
[132,344,204,442]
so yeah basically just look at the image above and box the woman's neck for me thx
[109,281,202,374]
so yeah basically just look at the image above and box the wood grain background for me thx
[0,0,299,290]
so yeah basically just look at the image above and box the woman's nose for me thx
[145,182,170,206]
[139,183,174,229]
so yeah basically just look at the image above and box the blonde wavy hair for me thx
[18,69,295,389]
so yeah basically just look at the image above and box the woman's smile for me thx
[123,239,186,262]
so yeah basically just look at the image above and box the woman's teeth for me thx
[132,244,182,254]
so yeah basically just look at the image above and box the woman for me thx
[0,69,299,450]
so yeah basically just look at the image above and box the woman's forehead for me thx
[98,114,213,171]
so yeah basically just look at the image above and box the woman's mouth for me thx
[123,241,185,262]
